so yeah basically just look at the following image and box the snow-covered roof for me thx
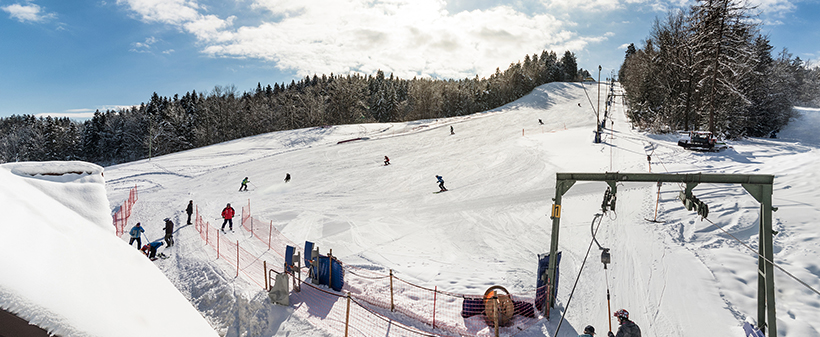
[0,161,217,336]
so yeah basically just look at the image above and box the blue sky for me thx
[1,0,818,119]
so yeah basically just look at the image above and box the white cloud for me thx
[130,36,159,53]
[119,0,609,79]
[2,2,56,23]
[747,0,795,15]
[541,0,624,11]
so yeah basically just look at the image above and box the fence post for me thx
[433,286,437,329]
[344,292,351,337]
[268,221,273,249]
[389,269,395,312]
[264,261,268,290]
[236,240,240,278]
[217,229,220,259]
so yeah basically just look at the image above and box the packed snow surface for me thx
[3,82,818,336]
[102,84,820,336]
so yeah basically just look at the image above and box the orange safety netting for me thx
[113,185,138,236]
[193,199,553,336]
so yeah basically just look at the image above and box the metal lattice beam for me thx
[545,172,776,336]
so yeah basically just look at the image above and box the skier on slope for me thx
[162,218,174,247]
[239,177,250,191]
[284,173,291,183]
[128,222,144,249]
[384,156,390,166]
[221,203,235,232]
[450,126,454,135]
[141,241,164,259]
[436,175,447,192]
[608,309,641,337]
[185,200,194,225]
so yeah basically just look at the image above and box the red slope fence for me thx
[113,185,138,236]
[193,199,553,336]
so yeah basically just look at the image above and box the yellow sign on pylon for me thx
[551,204,561,219]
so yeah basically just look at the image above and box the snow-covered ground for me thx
[0,161,218,336]
[3,82,818,336]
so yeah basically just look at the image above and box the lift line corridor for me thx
[544,172,777,336]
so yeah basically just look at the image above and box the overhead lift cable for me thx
[700,216,820,297]
[554,213,605,336]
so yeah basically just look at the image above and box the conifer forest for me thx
[618,0,820,138]
[0,50,587,165]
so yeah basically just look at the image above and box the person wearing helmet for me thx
[579,325,596,336]
[221,203,235,231]
[436,175,447,192]
[162,218,174,247]
[609,309,641,337]
[239,177,250,191]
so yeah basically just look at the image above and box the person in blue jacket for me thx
[436,175,447,192]
[239,177,250,191]
[129,223,144,249]
[141,241,164,259]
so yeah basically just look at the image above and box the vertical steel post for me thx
[546,180,568,312]
[760,184,777,336]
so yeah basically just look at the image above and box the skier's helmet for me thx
[164,218,170,222]
[584,325,595,334]
[227,203,231,206]
[614,309,629,320]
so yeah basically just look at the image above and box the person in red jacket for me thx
[221,203,235,232]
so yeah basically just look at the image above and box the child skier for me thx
[239,177,250,191]
[436,175,447,192]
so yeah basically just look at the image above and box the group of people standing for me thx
[128,200,195,259]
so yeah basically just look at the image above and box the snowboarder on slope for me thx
[436,175,447,192]
[141,241,164,259]
[239,177,250,191]
[284,173,291,183]
[384,156,390,166]
[579,325,596,336]
[186,200,194,225]
[128,223,144,249]
[608,309,641,337]
[221,203,235,231]
[162,218,174,247]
